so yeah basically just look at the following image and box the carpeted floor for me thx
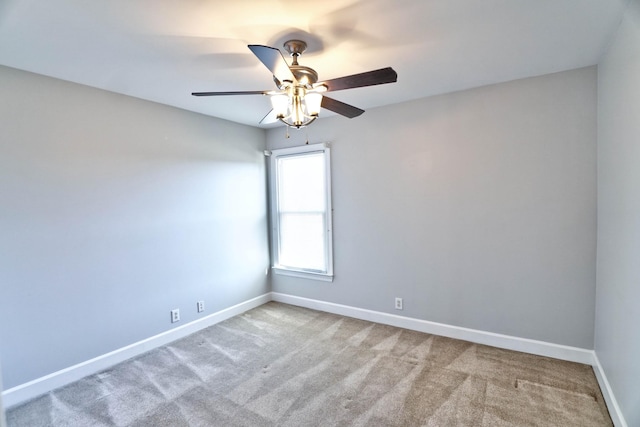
[7,302,612,426]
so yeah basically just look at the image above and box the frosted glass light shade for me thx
[305,93,322,116]
[270,95,289,117]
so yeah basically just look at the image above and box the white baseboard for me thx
[591,352,628,427]
[2,293,271,408]
[272,293,630,425]
[270,293,594,364]
[3,291,628,427]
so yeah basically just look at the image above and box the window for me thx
[269,143,333,281]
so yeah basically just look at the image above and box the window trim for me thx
[268,143,333,282]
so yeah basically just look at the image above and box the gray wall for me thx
[0,66,270,389]
[595,0,640,425]
[267,67,597,349]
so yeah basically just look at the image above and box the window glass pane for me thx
[278,213,326,271]
[277,153,325,212]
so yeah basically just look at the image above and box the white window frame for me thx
[268,143,333,282]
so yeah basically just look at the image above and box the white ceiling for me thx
[0,0,628,128]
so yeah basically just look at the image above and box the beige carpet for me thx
[7,302,612,426]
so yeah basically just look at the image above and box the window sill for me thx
[272,267,333,282]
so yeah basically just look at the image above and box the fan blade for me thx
[248,45,296,84]
[321,96,364,118]
[259,109,279,125]
[192,90,269,96]
[320,67,397,92]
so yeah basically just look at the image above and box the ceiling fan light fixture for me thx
[292,94,306,127]
[271,91,322,129]
[269,88,322,129]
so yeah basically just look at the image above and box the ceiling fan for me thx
[192,40,398,128]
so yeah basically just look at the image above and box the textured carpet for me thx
[7,302,612,426]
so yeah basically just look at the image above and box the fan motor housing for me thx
[291,65,318,86]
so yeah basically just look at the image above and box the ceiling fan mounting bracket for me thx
[283,40,308,57]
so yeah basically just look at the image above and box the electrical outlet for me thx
[171,309,180,323]
[197,301,204,313]
[395,298,403,310]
